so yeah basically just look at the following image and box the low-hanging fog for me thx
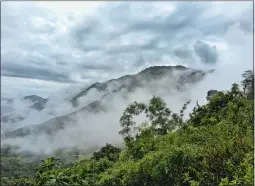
[1,2,253,155]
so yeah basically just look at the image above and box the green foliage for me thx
[206,89,219,101]
[92,143,121,162]
[10,70,254,186]
[119,96,190,140]
[1,155,38,184]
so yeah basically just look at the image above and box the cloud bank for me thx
[1,1,253,97]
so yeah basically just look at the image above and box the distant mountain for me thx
[4,65,214,139]
[71,65,211,106]
[24,95,48,111]
[1,95,48,125]
[4,100,106,138]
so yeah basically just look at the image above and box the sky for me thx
[1,1,253,98]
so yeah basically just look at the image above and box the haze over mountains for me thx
[1,2,253,157]
[2,65,216,154]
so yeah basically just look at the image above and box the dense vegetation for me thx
[2,70,254,186]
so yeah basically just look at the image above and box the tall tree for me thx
[241,70,254,99]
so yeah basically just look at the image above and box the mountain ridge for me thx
[3,65,214,139]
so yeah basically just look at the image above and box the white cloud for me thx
[1,1,253,98]
[35,1,104,16]
[1,76,70,98]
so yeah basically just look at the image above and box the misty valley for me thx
[1,66,254,185]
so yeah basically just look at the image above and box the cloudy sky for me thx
[1,1,253,98]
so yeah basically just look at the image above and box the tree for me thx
[119,101,146,137]
[119,96,190,139]
[206,89,219,101]
[92,143,121,162]
[241,70,254,99]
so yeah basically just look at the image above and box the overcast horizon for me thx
[1,1,253,98]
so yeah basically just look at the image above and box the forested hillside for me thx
[2,70,254,186]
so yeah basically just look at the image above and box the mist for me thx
[1,19,253,155]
